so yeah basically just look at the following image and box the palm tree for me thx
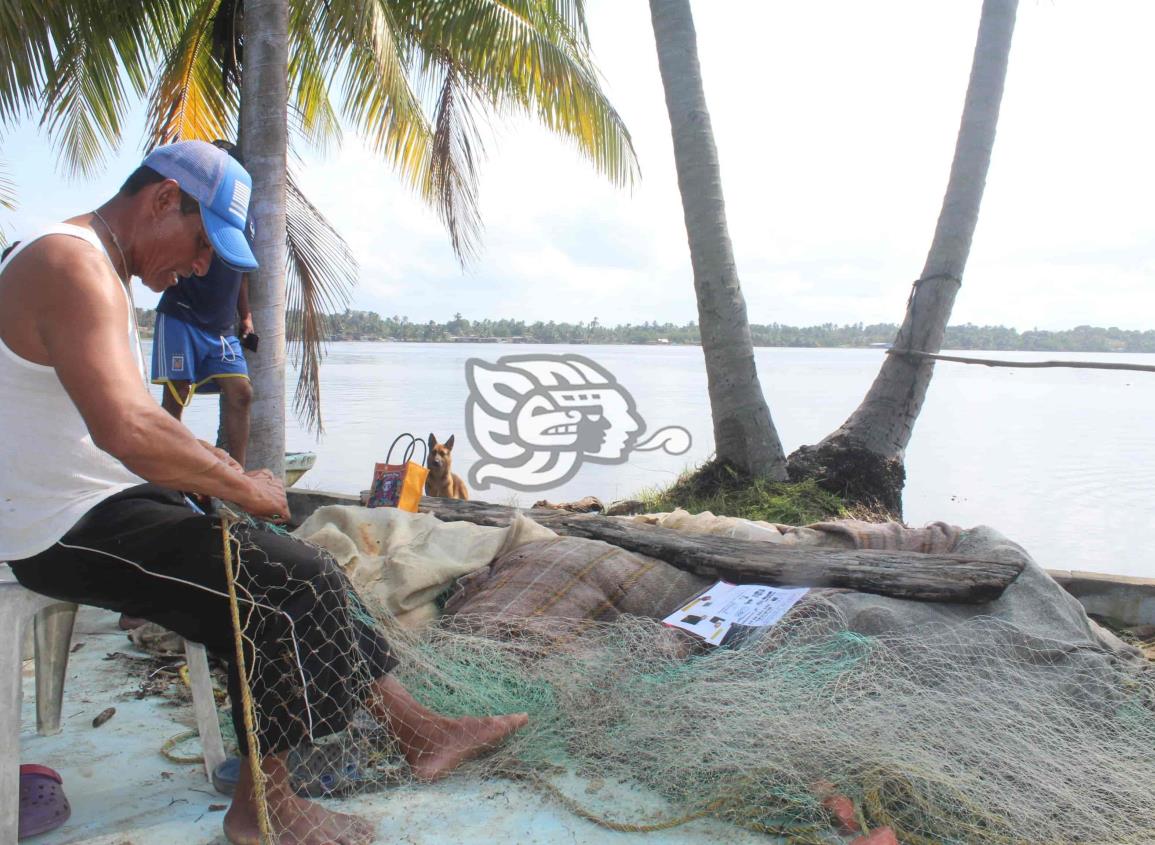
[787,0,1019,515]
[238,0,290,473]
[0,0,638,477]
[648,0,787,480]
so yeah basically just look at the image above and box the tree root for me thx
[786,436,905,519]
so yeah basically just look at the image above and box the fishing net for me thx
[215,509,1155,845]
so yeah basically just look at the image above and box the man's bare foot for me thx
[223,754,375,845]
[223,795,374,845]
[368,675,528,782]
[404,712,529,782]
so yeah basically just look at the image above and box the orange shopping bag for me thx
[367,434,429,512]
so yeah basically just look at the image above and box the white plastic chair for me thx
[0,578,225,843]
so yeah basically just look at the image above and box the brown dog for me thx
[425,433,469,500]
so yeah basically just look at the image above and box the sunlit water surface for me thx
[152,342,1155,579]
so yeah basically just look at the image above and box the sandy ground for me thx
[18,606,777,845]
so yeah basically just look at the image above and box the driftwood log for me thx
[419,497,1024,604]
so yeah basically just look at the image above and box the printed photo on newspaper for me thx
[663,580,810,646]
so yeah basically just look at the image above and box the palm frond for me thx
[428,62,486,265]
[39,35,132,178]
[144,0,237,150]
[0,0,71,123]
[284,170,357,434]
[400,0,637,189]
[286,0,343,155]
[370,0,634,266]
[322,0,433,187]
[0,160,16,210]
[38,0,195,177]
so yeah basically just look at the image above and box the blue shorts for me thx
[151,312,249,399]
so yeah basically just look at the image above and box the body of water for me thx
[156,342,1155,579]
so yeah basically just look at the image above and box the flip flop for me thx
[18,764,71,840]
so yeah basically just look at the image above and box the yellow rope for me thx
[507,766,828,843]
[221,513,272,843]
[160,729,203,764]
[525,771,716,832]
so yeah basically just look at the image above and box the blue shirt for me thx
[156,219,254,336]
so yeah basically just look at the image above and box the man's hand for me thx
[243,469,291,523]
[198,440,243,473]
[239,315,254,339]
[196,441,289,521]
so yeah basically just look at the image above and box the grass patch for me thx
[636,460,850,525]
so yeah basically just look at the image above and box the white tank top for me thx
[0,224,145,561]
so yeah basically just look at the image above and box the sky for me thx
[2,0,1154,331]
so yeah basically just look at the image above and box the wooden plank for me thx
[419,497,1024,603]
[184,640,226,781]
[286,488,361,525]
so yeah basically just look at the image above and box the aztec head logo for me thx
[464,353,691,492]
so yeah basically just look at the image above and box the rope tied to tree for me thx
[901,273,962,354]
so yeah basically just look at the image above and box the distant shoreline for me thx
[134,331,1155,355]
[134,309,1155,354]
[286,338,1155,351]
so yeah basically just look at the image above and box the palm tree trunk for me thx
[648,0,787,480]
[788,0,1018,515]
[239,0,289,478]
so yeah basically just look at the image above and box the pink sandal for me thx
[18,764,71,840]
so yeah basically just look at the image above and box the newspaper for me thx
[663,580,809,646]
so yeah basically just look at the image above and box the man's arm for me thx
[237,273,253,338]
[20,238,286,518]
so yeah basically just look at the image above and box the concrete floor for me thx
[18,607,787,845]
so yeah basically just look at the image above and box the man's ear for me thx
[152,178,183,217]
[445,434,455,451]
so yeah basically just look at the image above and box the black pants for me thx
[9,484,396,756]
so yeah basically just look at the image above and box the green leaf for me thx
[0,159,16,210]
[284,169,358,434]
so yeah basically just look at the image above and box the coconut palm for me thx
[236,0,291,470]
[1,0,638,473]
[787,0,1019,515]
[648,0,788,480]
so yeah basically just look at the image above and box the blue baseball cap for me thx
[142,140,258,271]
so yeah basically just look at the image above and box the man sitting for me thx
[0,139,525,845]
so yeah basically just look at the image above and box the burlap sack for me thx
[444,536,711,622]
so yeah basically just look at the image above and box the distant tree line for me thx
[134,308,1155,352]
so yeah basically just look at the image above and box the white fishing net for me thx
[217,509,1155,845]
